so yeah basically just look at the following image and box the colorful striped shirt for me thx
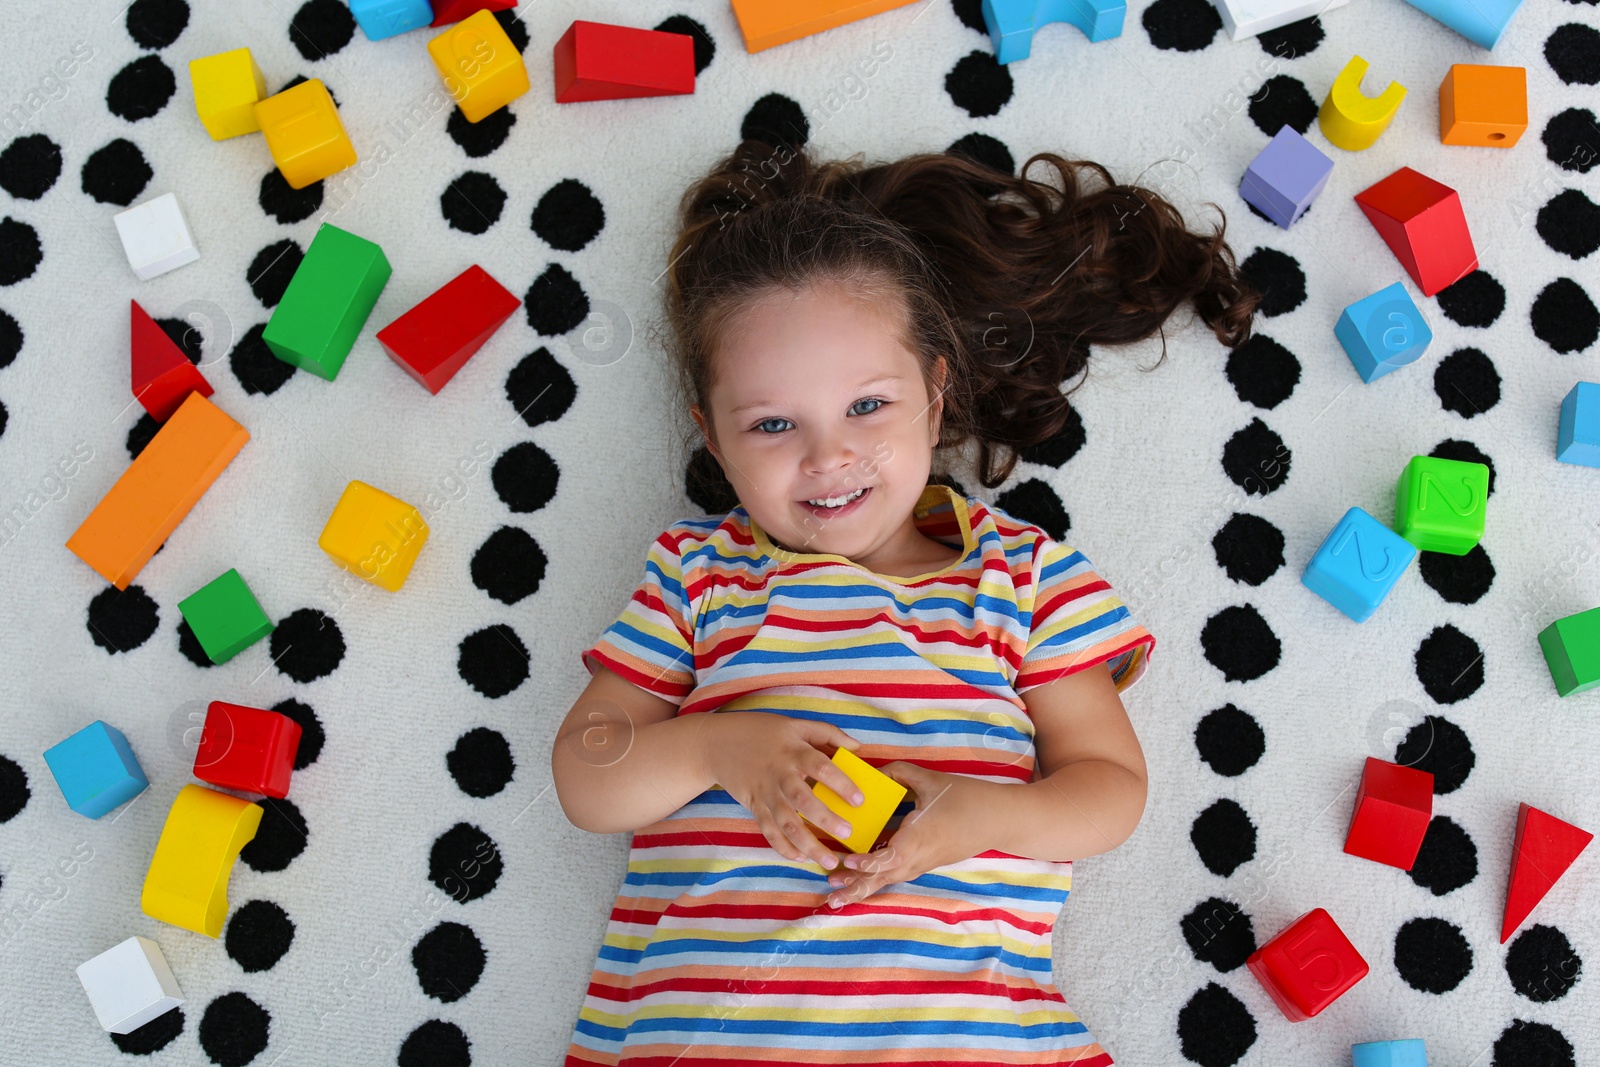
[566,483,1156,1065]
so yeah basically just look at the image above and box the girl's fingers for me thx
[779,809,840,869]
[817,761,866,809]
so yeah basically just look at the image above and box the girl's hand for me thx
[823,762,991,909]
[700,712,867,870]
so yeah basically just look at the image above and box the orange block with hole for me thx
[730,0,919,52]
[66,393,249,589]
[1439,64,1526,147]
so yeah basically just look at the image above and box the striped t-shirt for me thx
[566,482,1156,1066]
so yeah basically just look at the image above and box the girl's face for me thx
[691,279,947,572]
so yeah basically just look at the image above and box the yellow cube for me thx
[318,480,429,592]
[189,47,268,140]
[254,78,357,189]
[427,9,530,123]
[141,784,263,938]
[807,747,907,854]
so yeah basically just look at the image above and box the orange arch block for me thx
[141,785,263,938]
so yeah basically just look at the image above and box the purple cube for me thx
[1240,125,1334,229]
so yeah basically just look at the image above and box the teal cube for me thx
[43,721,148,819]
[1395,455,1488,555]
[1302,507,1418,622]
[1352,1038,1427,1067]
[1557,381,1600,467]
[1334,282,1432,384]
[178,568,274,664]
[1538,605,1600,697]
[263,223,392,381]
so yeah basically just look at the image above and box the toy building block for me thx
[195,702,302,799]
[805,746,907,854]
[319,480,430,591]
[1318,56,1407,152]
[1440,64,1526,146]
[1558,382,1600,467]
[1247,908,1369,1021]
[76,936,184,1034]
[1344,757,1433,870]
[1501,803,1592,943]
[113,192,200,281]
[42,721,148,819]
[177,569,274,665]
[1334,282,1433,383]
[131,299,213,421]
[188,47,267,140]
[1395,455,1488,554]
[262,223,392,381]
[1212,0,1350,41]
[1301,507,1418,622]
[730,0,920,53]
[254,78,356,190]
[1240,125,1333,230]
[66,392,248,589]
[1537,605,1600,696]
[981,0,1125,63]
[428,9,530,122]
[1352,1039,1428,1067]
[552,21,696,103]
[1354,167,1478,297]
[351,0,433,40]
[375,265,519,393]
[1399,0,1523,50]
[142,784,262,938]
[431,0,518,26]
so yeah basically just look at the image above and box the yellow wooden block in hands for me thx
[427,9,530,123]
[807,747,906,854]
[1318,55,1406,152]
[141,785,262,938]
[189,48,268,140]
[254,78,357,189]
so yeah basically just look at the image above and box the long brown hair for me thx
[664,138,1260,512]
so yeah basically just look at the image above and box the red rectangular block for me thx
[195,701,302,799]
[553,20,696,103]
[375,265,519,394]
[430,0,516,26]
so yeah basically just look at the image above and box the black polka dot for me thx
[1505,925,1582,1002]
[1430,438,1496,496]
[1195,704,1265,777]
[1545,24,1600,85]
[231,323,297,395]
[1019,404,1085,467]
[1239,248,1305,317]
[1434,347,1500,417]
[493,8,529,52]
[1492,1020,1575,1067]
[198,992,270,1067]
[289,0,355,61]
[273,699,324,770]
[1256,17,1323,58]
[155,316,203,365]
[107,55,176,122]
[127,413,159,459]
[277,73,337,108]
[686,445,740,515]
[446,105,516,157]
[1221,417,1291,496]
[0,308,20,368]
[0,754,30,823]
[1225,334,1299,409]
[109,1007,183,1054]
[1395,714,1475,794]
[0,134,62,200]
[0,398,7,441]
[1531,277,1599,354]
[87,585,159,654]
[457,624,530,699]
[471,526,547,606]
[240,797,309,873]
[1436,270,1505,328]
[429,822,504,902]
[399,1020,472,1067]
[1190,798,1257,876]
[258,168,322,224]
[1143,0,1222,51]
[1419,544,1494,605]
[1414,623,1484,704]
[126,0,189,49]
[1177,983,1256,1066]
[1408,815,1478,896]
[1182,897,1256,972]
[741,92,809,152]
[1394,916,1472,993]
[524,264,589,336]
[531,179,605,252]
[0,217,42,287]
[491,442,558,513]
[505,348,576,427]
[1544,108,1599,173]
[1200,604,1280,682]
[225,899,295,973]
[654,14,715,75]
[1537,189,1600,260]
[993,479,1069,540]
[270,608,345,683]
[953,0,987,33]
[412,921,486,1001]
[947,132,1015,177]
[246,239,304,308]
[945,50,1012,117]
[1247,74,1317,137]
[448,727,515,798]
[177,618,216,669]
[1212,513,1284,586]
[441,171,506,235]
[80,138,152,206]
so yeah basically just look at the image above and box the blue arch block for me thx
[1353,1038,1428,1067]
[350,0,433,41]
[1302,507,1418,622]
[982,0,1125,63]
[1335,282,1432,384]
[42,720,148,819]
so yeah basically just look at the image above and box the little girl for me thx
[553,138,1259,1065]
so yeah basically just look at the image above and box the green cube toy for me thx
[263,223,392,381]
[1395,455,1488,555]
[178,568,274,664]
[1538,606,1600,696]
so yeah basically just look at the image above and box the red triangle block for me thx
[553,20,697,103]
[429,0,516,27]
[1501,802,1592,943]
[131,299,212,422]
[1353,167,1478,297]
[375,266,519,395]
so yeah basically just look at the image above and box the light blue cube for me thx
[1335,282,1433,383]
[1400,0,1523,48]
[42,721,148,819]
[350,0,433,41]
[1302,507,1418,622]
[1558,382,1600,467]
[1353,1037,1428,1067]
[1240,125,1334,229]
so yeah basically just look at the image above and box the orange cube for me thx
[254,79,357,188]
[428,9,530,122]
[1439,64,1526,147]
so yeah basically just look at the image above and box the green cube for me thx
[1395,455,1488,555]
[263,223,392,381]
[178,568,274,664]
[1539,606,1600,697]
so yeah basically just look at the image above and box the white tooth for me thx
[808,488,864,508]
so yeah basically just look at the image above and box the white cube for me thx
[76,935,185,1034]
[1214,0,1351,40]
[112,192,200,280]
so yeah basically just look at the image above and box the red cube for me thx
[195,701,302,799]
[1344,757,1433,870]
[1246,908,1368,1022]
[1353,167,1478,296]
[375,265,519,395]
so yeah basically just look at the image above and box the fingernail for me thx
[853,793,864,805]
[828,898,841,909]
[822,854,837,869]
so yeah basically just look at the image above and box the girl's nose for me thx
[804,434,861,475]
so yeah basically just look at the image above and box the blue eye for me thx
[756,418,792,434]
[852,398,885,416]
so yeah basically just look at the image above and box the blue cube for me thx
[1335,282,1433,383]
[1558,382,1600,467]
[1302,507,1418,622]
[1353,1038,1428,1067]
[42,721,148,819]
[1240,125,1334,229]
[1400,0,1523,48]
[350,0,433,41]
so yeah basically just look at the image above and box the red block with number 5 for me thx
[1246,908,1369,1021]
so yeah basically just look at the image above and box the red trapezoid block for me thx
[552,20,696,103]
[375,265,519,394]
[1353,167,1478,297]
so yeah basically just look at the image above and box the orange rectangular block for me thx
[730,0,919,51]
[67,393,249,589]
[1439,64,1526,147]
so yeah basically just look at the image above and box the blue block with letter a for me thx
[1335,282,1432,383]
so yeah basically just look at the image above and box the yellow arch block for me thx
[141,785,262,938]
[1319,56,1407,152]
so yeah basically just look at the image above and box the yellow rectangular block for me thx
[427,8,530,122]
[254,78,357,189]
[730,0,919,52]
[189,47,268,140]
[141,785,262,939]
[807,747,906,854]
[318,480,429,591]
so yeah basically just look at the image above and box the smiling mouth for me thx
[799,487,870,515]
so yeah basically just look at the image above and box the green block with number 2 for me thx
[1395,455,1488,555]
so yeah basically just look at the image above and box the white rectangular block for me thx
[1214,0,1351,40]
[112,192,200,280]
[76,935,185,1034]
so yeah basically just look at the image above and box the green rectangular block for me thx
[1539,606,1600,697]
[178,568,274,664]
[1395,455,1488,555]
[263,223,392,381]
